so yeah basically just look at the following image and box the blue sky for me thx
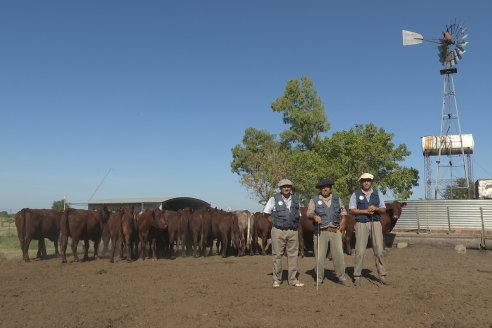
[1,1,491,213]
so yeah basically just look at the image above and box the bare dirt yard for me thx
[1,245,491,328]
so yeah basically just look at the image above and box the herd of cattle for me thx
[13,201,407,263]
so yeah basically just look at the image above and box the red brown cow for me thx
[178,208,193,257]
[107,210,121,262]
[344,201,407,254]
[208,209,240,257]
[163,210,180,259]
[252,212,272,256]
[120,207,137,262]
[136,208,168,260]
[60,207,110,263]
[189,208,211,257]
[15,208,62,262]
[297,207,313,258]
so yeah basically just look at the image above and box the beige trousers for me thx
[353,221,386,278]
[271,227,300,285]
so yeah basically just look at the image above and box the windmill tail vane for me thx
[401,20,468,69]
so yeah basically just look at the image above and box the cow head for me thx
[387,201,407,220]
[152,208,168,230]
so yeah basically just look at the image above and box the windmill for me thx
[403,20,473,199]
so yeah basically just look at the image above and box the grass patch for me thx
[0,235,58,260]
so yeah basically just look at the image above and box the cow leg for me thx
[181,229,187,257]
[139,238,145,260]
[93,238,101,260]
[82,239,90,261]
[60,233,68,263]
[54,237,59,257]
[71,239,80,262]
[110,236,117,263]
[168,230,176,260]
[139,234,146,260]
[261,237,267,256]
[101,233,109,258]
[36,238,45,259]
[222,237,228,258]
[82,240,89,261]
[344,234,352,255]
[298,229,304,258]
[215,239,220,255]
[23,237,32,262]
[151,239,157,260]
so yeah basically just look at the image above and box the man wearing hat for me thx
[349,173,388,286]
[263,178,304,288]
[307,178,352,287]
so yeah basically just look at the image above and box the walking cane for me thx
[316,222,320,293]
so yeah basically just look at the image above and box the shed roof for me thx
[89,196,210,211]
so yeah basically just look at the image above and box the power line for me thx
[87,168,112,202]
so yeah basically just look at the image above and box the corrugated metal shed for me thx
[393,199,492,232]
[88,197,210,212]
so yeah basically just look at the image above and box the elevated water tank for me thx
[421,134,474,156]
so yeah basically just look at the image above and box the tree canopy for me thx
[51,199,69,211]
[231,76,419,205]
[442,178,473,199]
[270,76,329,151]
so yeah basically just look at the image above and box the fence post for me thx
[446,207,451,235]
[480,207,486,250]
[416,207,420,234]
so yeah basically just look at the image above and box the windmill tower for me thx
[403,20,473,199]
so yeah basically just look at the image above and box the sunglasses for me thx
[361,179,373,182]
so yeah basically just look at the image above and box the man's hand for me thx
[339,216,346,233]
[367,205,378,214]
[313,215,321,224]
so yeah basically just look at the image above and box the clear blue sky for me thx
[1,1,491,213]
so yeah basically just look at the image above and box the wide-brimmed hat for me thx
[316,178,334,188]
[277,179,293,188]
[359,173,374,181]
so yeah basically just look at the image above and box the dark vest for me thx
[355,189,381,223]
[312,194,341,227]
[271,193,301,229]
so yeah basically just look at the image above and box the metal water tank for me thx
[421,134,474,156]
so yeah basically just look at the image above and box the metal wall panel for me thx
[392,200,492,231]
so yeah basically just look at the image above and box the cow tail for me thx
[17,209,28,250]
[61,209,70,237]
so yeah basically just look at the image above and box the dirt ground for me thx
[1,245,491,328]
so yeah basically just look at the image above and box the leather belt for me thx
[319,226,339,233]
[274,226,297,231]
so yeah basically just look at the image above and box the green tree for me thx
[315,123,419,201]
[52,199,69,211]
[442,177,473,199]
[231,128,293,205]
[271,76,330,150]
[231,77,419,207]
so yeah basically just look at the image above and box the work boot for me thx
[379,275,389,285]
[354,277,361,286]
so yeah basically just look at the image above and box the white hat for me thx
[278,179,293,188]
[359,173,374,181]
